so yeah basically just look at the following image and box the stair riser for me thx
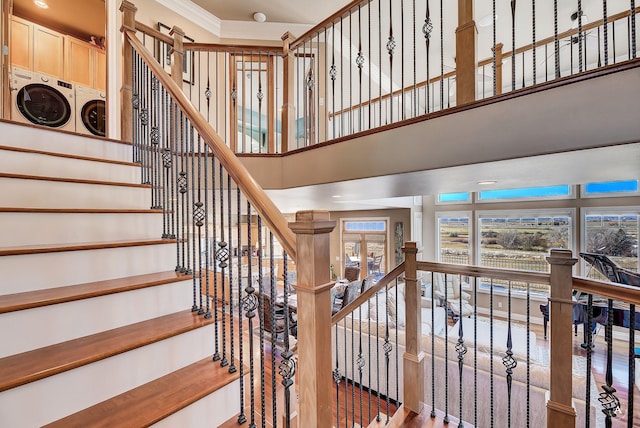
[0,122,131,163]
[0,280,196,358]
[152,378,241,428]
[0,212,164,246]
[0,178,151,209]
[0,243,179,294]
[0,149,139,183]
[0,324,216,428]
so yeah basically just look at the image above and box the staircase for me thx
[0,121,240,427]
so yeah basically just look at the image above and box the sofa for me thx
[332,283,596,427]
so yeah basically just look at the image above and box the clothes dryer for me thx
[75,85,106,137]
[10,67,75,132]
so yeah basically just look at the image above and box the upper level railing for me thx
[137,0,639,155]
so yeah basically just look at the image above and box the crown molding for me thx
[221,20,313,41]
[154,0,222,37]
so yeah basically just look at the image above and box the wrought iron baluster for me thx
[490,278,495,427]
[245,202,256,427]
[456,276,467,428]
[632,1,637,59]
[217,164,229,368]
[349,13,353,135]
[502,281,518,428]
[279,251,295,428]
[376,291,381,422]
[424,0,432,113]
[603,0,609,66]
[194,133,204,314]
[554,0,560,78]
[578,0,584,73]
[384,285,391,423]
[351,313,356,426]
[511,0,517,91]
[177,111,187,273]
[400,0,405,120]
[269,232,277,426]
[357,5,363,133]
[532,0,537,84]
[443,273,450,423]
[387,0,395,123]
[585,293,594,428]
[202,142,211,319]
[439,0,444,109]
[628,304,636,428]
[212,150,220,362]
[526,281,531,428]
[473,276,478,427]
[358,299,365,428]
[599,298,620,427]
[227,173,237,373]
[236,187,244,420]
[430,271,436,418]
[331,22,336,140]
[257,216,266,428]
[368,1,372,130]
[334,323,341,428]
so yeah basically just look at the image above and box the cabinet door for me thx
[65,36,93,87]
[10,16,33,70]
[33,25,64,77]
[93,49,106,91]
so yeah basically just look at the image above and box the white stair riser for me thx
[0,212,164,246]
[152,378,240,428]
[0,324,216,428]
[0,122,131,163]
[0,243,178,294]
[0,280,196,358]
[0,149,139,184]
[0,178,150,209]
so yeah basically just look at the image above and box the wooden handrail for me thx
[332,262,405,325]
[124,30,297,261]
[134,21,174,45]
[416,261,551,285]
[573,276,640,305]
[185,42,283,54]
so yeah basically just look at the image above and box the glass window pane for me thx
[584,213,639,279]
[479,185,570,201]
[438,216,470,265]
[585,180,639,194]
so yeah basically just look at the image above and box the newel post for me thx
[289,210,336,428]
[402,242,424,413]
[119,0,137,143]
[281,32,296,153]
[546,249,578,428]
[170,26,185,91]
[455,0,478,105]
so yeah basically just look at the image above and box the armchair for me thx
[259,293,297,349]
[433,273,472,321]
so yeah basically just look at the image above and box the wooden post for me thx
[546,249,578,428]
[1,0,11,120]
[492,43,503,95]
[402,242,424,413]
[119,0,137,143]
[455,0,477,105]
[170,26,184,91]
[281,32,295,153]
[289,210,336,428]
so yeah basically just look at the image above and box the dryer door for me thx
[16,83,72,128]
[80,99,106,136]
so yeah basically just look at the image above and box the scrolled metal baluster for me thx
[268,232,277,426]
[473,276,478,427]
[554,0,560,78]
[227,173,237,374]
[244,201,255,427]
[177,111,188,273]
[211,151,220,362]
[490,278,495,427]
[357,5,363,133]
[236,187,244,418]
[439,0,444,109]
[194,135,205,314]
[502,281,518,427]
[217,165,229,368]
[202,142,211,319]
[632,0,637,59]
[334,323,341,428]
[456,276,467,428]
[628,304,636,427]
[423,0,432,114]
[532,0,537,84]
[279,251,295,428]
[578,0,584,73]
[443,273,449,423]
[603,0,609,66]
[330,22,336,140]
[511,0,517,91]
[358,304,365,428]
[526,281,531,428]
[387,0,395,123]
[599,298,620,427]
[585,293,594,428]
[430,272,436,418]
[257,217,266,428]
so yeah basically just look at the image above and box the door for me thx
[342,220,388,280]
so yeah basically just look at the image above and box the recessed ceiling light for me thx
[253,12,266,23]
[477,180,497,185]
[477,14,497,28]
[34,0,48,8]
[332,195,341,198]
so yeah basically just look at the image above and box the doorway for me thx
[342,219,388,281]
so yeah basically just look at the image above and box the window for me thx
[437,192,471,204]
[583,209,639,279]
[582,180,639,198]
[478,185,572,202]
[477,211,573,273]
[437,214,471,265]
[341,219,388,280]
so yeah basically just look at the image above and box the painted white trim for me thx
[154,0,222,37]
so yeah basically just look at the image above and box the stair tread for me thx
[0,310,213,392]
[0,271,192,314]
[0,172,150,188]
[43,357,240,428]
[218,408,274,428]
[0,238,176,256]
[0,144,139,167]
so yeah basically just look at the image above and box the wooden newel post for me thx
[455,0,477,105]
[281,31,296,153]
[546,248,578,428]
[289,210,336,428]
[170,26,185,91]
[119,0,137,143]
[402,242,424,413]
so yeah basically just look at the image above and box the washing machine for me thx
[75,85,106,137]
[10,66,75,132]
